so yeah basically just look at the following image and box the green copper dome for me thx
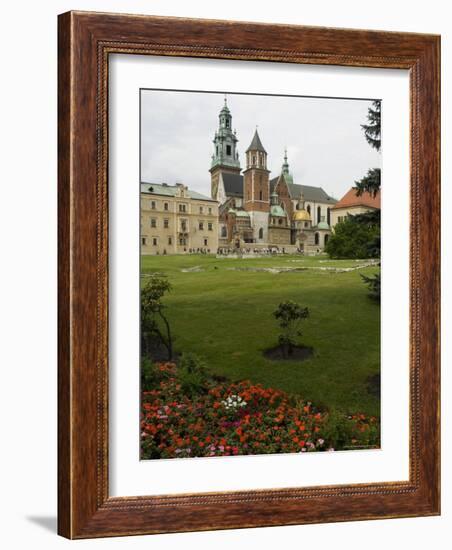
[316,221,330,230]
[270,204,286,217]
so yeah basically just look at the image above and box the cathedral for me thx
[209,98,337,253]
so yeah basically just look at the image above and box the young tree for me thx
[273,301,309,358]
[141,275,174,360]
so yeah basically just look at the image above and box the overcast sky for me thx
[141,89,381,200]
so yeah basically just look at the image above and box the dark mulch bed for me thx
[263,345,313,362]
[366,373,381,398]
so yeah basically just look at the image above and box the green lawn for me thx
[141,254,380,417]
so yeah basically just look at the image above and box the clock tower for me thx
[209,97,241,201]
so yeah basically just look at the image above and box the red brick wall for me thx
[243,169,270,212]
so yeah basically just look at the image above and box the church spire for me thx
[210,96,241,171]
[281,148,294,184]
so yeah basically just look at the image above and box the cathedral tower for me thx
[209,97,241,201]
[243,129,270,242]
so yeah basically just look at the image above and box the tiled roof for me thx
[140,182,215,202]
[332,188,381,210]
[245,129,267,153]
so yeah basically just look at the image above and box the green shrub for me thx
[141,357,170,391]
[177,353,210,397]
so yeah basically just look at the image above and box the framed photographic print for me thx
[58,11,440,538]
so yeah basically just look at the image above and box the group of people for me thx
[217,247,289,256]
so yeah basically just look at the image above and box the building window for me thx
[221,226,227,237]
[199,221,204,230]
[259,190,263,201]
[141,237,147,246]
[151,218,156,228]
[151,201,156,210]
[324,234,329,245]
[252,155,256,165]
[164,202,168,211]
[181,219,187,232]
[152,238,157,246]
[226,145,231,155]
[317,206,321,224]
[168,237,172,245]
[258,227,264,239]
[327,207,331,225]
[164,219,169,229]
[304,222,308,228]
[208,222,213,231]
[226,119,230,128]
[199,206,203,214]
[179,238,186,246]
[278,218,283,225]
[307,204,311,215]
[204,238,208,246]
[208,207,212,215]
[315,233,319,245]
[179,204,186,213]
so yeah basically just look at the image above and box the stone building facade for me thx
[140,182,219,255]
[210,98,337,253]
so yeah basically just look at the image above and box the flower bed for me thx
[141,362,379,459]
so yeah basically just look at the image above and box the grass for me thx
[141,253,380,417]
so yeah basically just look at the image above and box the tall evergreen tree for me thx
[361,100,381,152]
[355,101,381,198]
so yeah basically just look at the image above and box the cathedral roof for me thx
[221,172,244,197]
[246,129,267,153]
[270,177,337,204]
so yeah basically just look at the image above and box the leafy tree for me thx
[325,215,380,259]
[273,301,309,358]
[141,275,174,360]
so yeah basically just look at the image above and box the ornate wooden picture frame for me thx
[58,11,440,539]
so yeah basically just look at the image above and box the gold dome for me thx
[292,209,311,222]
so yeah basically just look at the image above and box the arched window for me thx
[221,226,227,238]
[327,207,331,225]
[307,204,311,215]
[317,206,321,224]
[259,190,263,201]
[315,233,319,245]
[258,227,264,239]
[324,234,329,245]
